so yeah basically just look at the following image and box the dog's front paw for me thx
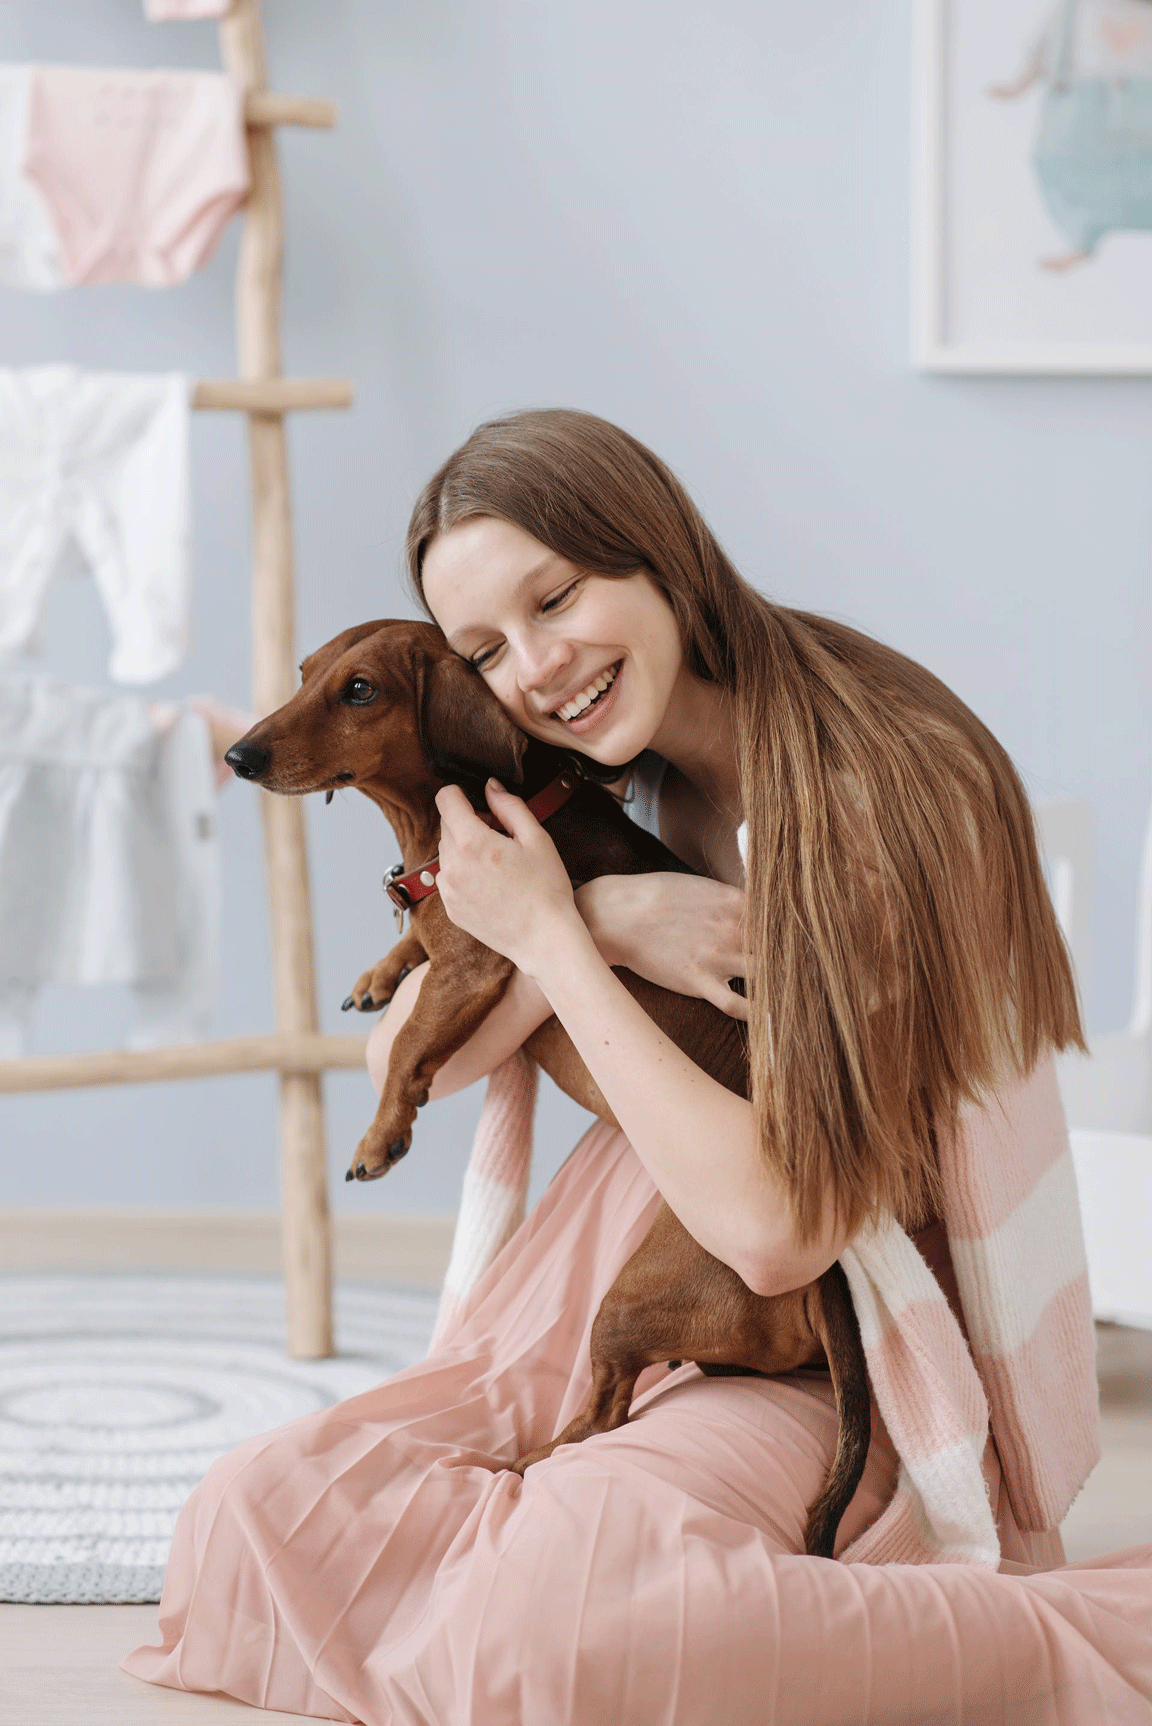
[342,955,413,1014]
[344,1119,414,1183]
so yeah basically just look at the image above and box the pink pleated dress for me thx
[123,1122,1152,1725]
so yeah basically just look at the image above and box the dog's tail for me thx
[803,1261,871,1559]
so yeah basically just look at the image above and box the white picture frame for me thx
[913,0,1152,373]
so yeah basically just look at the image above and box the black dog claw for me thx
[387,1138,408,1161]
[341,995,355,1012]
[344,1167,355,1182]
[360,996,376,1012]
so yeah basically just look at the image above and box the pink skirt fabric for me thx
[123,1123,1152,1725]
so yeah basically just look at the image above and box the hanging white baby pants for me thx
[0,367,190,685]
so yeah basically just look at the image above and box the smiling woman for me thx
[405,408,1083,1248]
[124,409,1152,1726]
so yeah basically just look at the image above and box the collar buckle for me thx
[383,862,411,931]
[383,863,413,910]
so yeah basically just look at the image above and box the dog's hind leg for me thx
[510,1210,717,1473]
[510,1355,649,1475]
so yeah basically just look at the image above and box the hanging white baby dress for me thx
[0,676,219,1056]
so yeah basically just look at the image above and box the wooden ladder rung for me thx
[244,91,337,130]
[192,378,354,414]
[0,1033,370,1095]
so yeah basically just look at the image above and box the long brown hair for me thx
[406,409,1085,1242]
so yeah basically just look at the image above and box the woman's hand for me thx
[575,873,748,1021]
[434,779,582,976]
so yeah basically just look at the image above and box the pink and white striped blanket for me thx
[430,1051,1100,1567]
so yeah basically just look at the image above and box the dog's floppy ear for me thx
[419,652,527,786]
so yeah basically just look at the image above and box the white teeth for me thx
[556,663,618,722]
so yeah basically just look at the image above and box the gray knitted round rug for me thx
[0,1272,437,1605]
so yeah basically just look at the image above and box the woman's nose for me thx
[513,633,573,695]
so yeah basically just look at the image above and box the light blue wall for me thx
[2,0,1148,1215]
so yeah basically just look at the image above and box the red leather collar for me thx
[384,767,579,916]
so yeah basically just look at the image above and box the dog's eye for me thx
[342,678,377,706]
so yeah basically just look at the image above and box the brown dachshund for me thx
[226,618,870,1557]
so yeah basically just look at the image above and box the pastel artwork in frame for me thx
[914,0,1152,372]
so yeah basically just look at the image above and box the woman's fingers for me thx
[574,870,748,1014]
[434,781,541,851]
[431,779,578,970]
[434,782,490,843]
[431,809,747,1009]
[704,977,751,1022]
[434,783,470,822]
[483,777,543,841]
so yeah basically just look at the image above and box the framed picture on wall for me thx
[914,0,1152,372]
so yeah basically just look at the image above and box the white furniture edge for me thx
[1070,1131,1152,1330]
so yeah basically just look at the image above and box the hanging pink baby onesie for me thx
[20,67,249,287]
[0,67,63,291]
[144,1,233,17]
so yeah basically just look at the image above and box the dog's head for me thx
[224,619,527,802]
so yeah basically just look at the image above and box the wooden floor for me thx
[2,1324,1150,1725]
[1061,1322,1152,1561]
[0,1606,302,1725]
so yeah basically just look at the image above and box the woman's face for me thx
[420,517,686,767]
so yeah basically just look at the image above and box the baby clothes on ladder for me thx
[0,66,63,291]
[18,65,249,287]
[0,367,190,685]
[144,1,234,17]
[130,698,220,1051]
[0,676,220,1056]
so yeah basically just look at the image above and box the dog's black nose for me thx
[225,741,272,780]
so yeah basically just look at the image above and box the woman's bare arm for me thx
[427,783,848,1295]
[514,914,848,1295]
[366,961,553,1101]
[366,863,748,1101]
[365,934,840,1295]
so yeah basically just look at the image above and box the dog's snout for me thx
[225,741,272,780]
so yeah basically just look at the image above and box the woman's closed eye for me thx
[540,580,580,614]
[469,580,583,671]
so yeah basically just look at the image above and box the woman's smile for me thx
[548,658,622,729]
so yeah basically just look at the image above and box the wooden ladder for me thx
[0,0,358,1359]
